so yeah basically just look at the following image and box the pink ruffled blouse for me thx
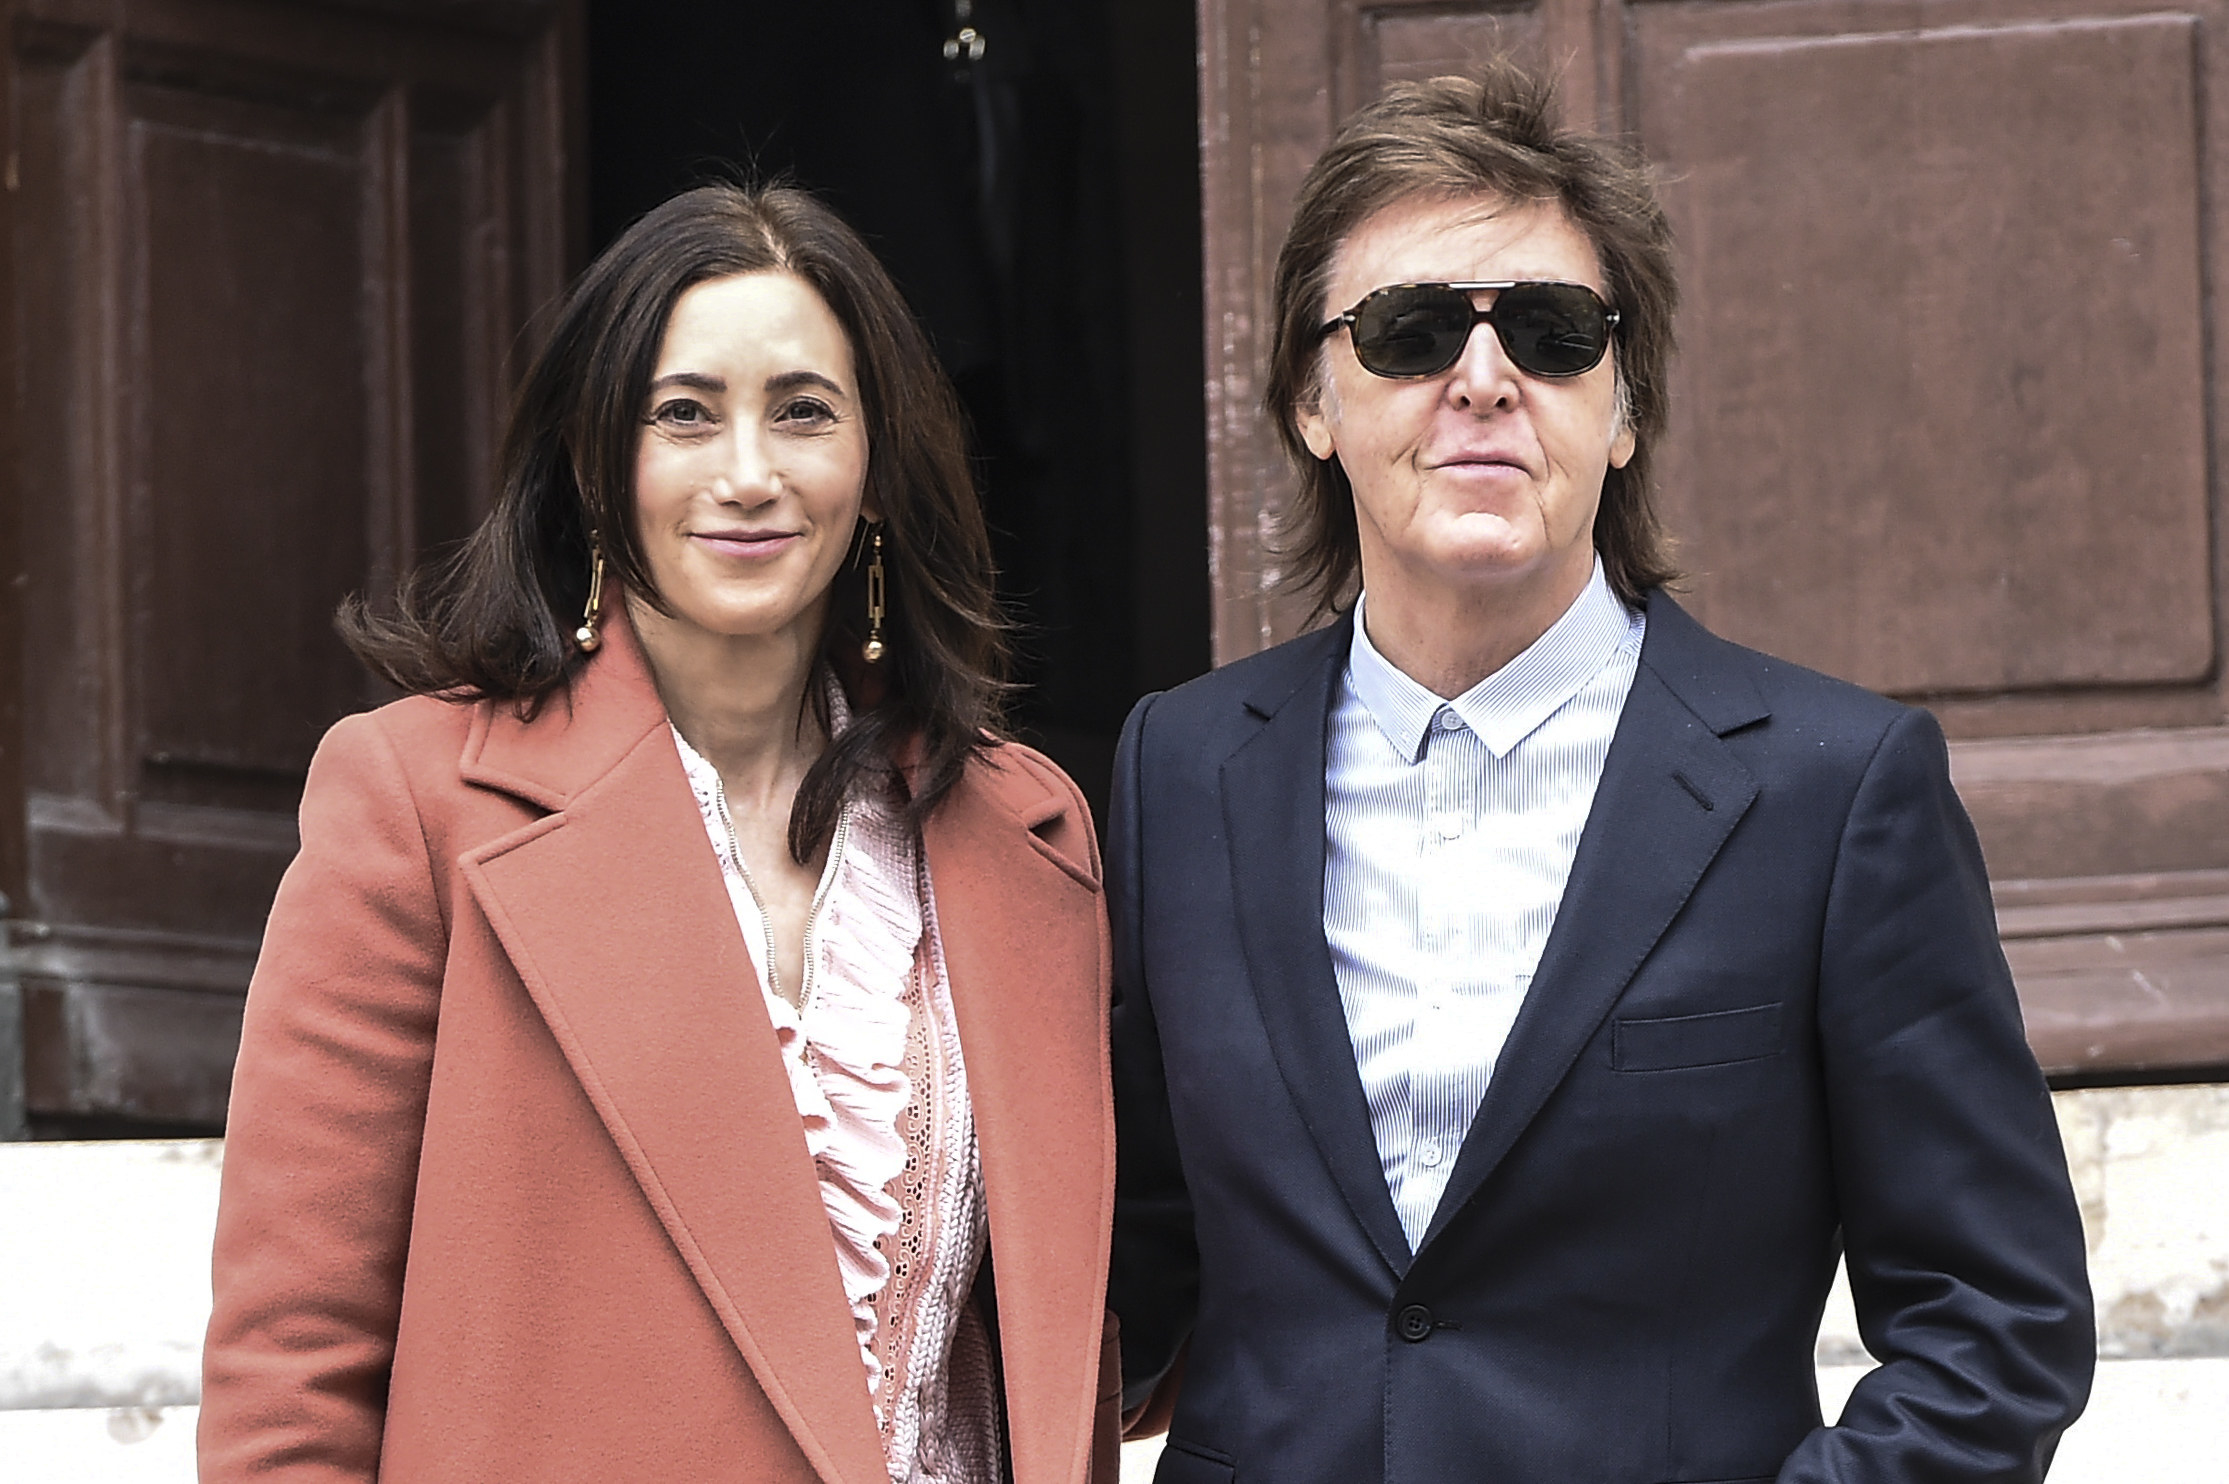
[673,719,1001,1484]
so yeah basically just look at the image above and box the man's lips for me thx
[1428,453,1531,475]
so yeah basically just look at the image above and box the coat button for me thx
[1396,1304,1434,1342]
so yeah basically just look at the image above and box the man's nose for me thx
[1446,317,1520,412]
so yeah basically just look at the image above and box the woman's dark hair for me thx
[1265,61,1682,615]
[341,182,1008,861]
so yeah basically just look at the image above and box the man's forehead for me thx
[1328,190,1602,293]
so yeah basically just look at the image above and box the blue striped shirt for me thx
[1325,560,1644,1249]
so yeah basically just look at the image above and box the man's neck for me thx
[1359,553,1597,700]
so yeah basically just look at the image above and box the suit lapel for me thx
[458,609,888,1484]
[924,752,1111,1484]
[1222,621,1413,1276]
[1419,596,1765,1249]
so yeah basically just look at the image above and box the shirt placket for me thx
[1407,708,1470,1217]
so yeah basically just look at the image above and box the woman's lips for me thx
[691,530,799,559]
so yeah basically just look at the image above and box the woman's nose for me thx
[709,425,781,504]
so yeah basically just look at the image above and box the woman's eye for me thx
[649,398,713,429]
[777,397,838,427]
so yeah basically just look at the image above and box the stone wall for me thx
[2059,1084,2229,1358]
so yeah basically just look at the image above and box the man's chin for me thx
[1387,542,1603,612]
[1424,536,1553,587]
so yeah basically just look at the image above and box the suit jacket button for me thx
[1396,1304,1434,1342]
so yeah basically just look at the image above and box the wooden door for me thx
[0,0,575,1128]
[1199,0,2229,1078]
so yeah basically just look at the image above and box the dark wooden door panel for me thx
[1198,0,2229,1078]
[4,0,573,1126]
[134,82,378,789]
[1952,730,2229,1075]
[1329,1,1567,122]
[1625,0,2229,1078]
[1642,11,2210,696]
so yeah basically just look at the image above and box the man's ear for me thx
[1608,369,1636,470]
[1295,388,1338,462]
[1609,422,1636,470]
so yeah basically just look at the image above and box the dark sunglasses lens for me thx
[1351,288,1474,377]
[1494,283,1610,376]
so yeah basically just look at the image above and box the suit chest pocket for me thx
[1612,1002,1782,1071]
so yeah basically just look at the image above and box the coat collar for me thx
[456,604,1109,1484]
[458,603,671,812]
[1222,612,1416,1275]
[1222,590,1767,1269]
[925,749,1112,1484]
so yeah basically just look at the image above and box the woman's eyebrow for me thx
[766,369,846,397]
[648,371,724,394]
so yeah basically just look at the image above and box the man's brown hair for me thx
[1265,61,1681,614]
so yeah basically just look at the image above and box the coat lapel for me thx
[1419,594,1766,1249]
[457,608,888,1484]
[1221,620,1413,1277]
[924,749,1111,1484]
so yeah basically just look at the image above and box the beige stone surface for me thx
[0,1141,218,1410]
[1816,1084,2229,1363]
[2055,1084,2229,1358]
[0,1405,197,1483]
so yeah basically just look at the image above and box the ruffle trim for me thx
[671,695,926,1402]
[784,800,921,1397]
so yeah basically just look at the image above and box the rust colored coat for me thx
[200,611,1119,1484]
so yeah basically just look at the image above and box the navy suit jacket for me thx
[1108,591,2093,1484]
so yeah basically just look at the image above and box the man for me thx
[1108,64,2093,1484]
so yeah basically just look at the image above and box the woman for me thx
[200,184,1119,1484]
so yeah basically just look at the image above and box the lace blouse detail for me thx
[672,720,1000,1484]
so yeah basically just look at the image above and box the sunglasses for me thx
[1318,280,1619,380]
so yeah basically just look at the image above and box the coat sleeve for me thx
[199,711,449,1482]
[1105,691,1200,1422]
[1781,706,2094,1483]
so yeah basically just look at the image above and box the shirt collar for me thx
[1346,555,1638,762]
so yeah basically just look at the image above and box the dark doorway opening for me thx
[586,0,1211,817]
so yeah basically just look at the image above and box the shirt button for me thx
[1435,814,1464,840]
[1396,1304,1435,1342]
[1416,1138,1444,1169]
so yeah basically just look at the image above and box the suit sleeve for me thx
[199,712,448,1483]
[1781,707,2094,1483]
[1106,690,1201,1419]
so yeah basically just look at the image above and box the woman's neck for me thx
[625,593,830,816]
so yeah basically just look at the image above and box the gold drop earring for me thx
[862,525,888,663]
[574,540,606,654]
